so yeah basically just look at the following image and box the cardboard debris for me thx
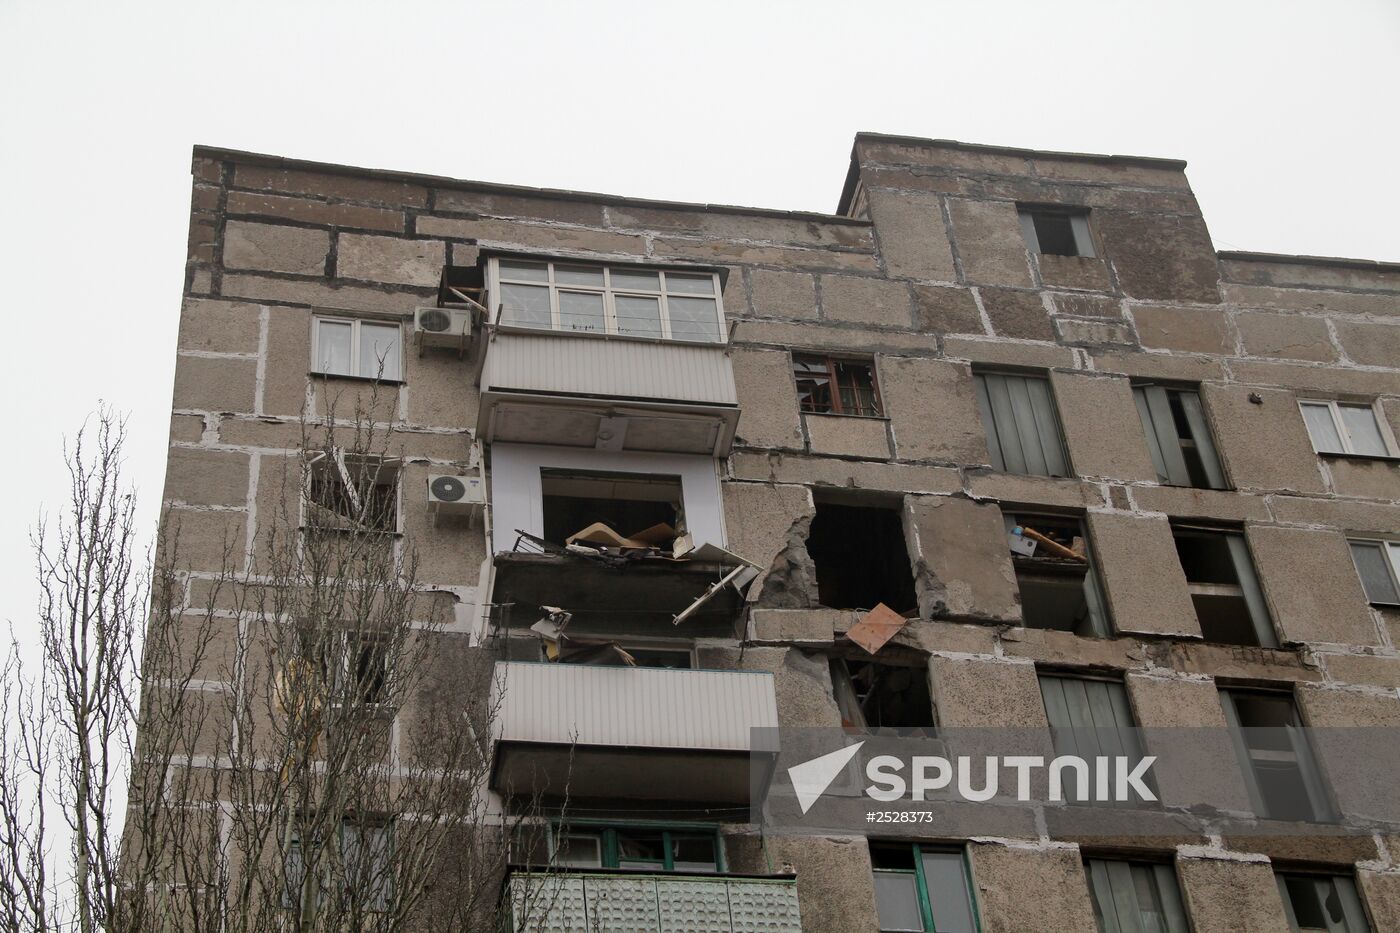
[565,521,679,553]
[629,522,678,546]
[846,602,910,655]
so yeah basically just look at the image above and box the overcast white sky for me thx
[1,0,1397,639]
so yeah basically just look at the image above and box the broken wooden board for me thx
[846,602,910,655]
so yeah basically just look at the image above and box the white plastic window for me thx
[491,259,724,343]
[1299,399,1392,457]
[1348,539,1400,606]
[314,317,402,381]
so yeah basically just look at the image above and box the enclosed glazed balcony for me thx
[505,869,801,933]
[489,661,778,805]
[476,257,740,456]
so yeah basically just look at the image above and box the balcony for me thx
[490,661,778,805]
[505,869,801,933]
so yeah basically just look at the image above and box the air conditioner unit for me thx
[413,307,474,352]
[426,473,484,522]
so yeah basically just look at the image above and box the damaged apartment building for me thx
[161,133,1400,931]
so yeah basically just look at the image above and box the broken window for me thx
[870,843,979,933]
[492,258,724,343]
[806,502,917,614]
[332,633,390,706]
[1172,527,1276,647]
[1348,538,1400,606]
[1133,383,1228,489]
[313,316,402,381]
[306,450,400,533]
[793,354,883,416]
[540,469,684,547]
[1039,674,1149,803]
[1004,513,1109,637]
[1299,399,1393,458]
[552,825,719,874]
[1018,207,1096,258]
[555,641,694,669]
[1085,859,1189,932]
[974,371,1071,477]
[1276,872,1371,932]
[831,657,935,729]
[1220,689,1332,822]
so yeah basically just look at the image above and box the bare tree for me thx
[0,400,561,932]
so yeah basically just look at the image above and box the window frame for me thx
[974,370,1073,478]
[1171,525,1278,648]
[1219,687,1334,823]
[1084,857,1190,933]
[1132,382,1229,489]
[311,316,404,382]
[329,631,393,708]
[1275,870,1372,932]
[302,448,402,535]
[1347,537,1400,606]
[1298,398,1397,458]
[870,842,981,933]
[1038,673,1151,804]
[486,257,727,344]
[1017,206,1096,258]
[1003,511,1111,638]
[793,353,885,418]
[548,822,724,874]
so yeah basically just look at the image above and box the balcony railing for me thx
[505,869,801,933]
[490,661,778,804]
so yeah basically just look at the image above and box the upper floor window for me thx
[305,450,400,534]
[1133,383,1228,489]
[794,354,882,416]
[491,258,724,343]
[974,371,1071,477]
[552,824,720,873]
[1299,399,1394,458]
[1018,207,1095,258]
[870,843,979,933]
[1039,674,1149,803]
[1276,872,1371,932]
[1172,526,1276,647]
[1005,512,1110,637]
[1085,858,1189,932]
[1219,688,1332,822]
[314,317,402,381]
[1347,538,1400,606]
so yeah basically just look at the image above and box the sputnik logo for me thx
[787,741,864,814]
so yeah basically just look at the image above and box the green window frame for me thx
[871,843,980,933]
[550,823,724,873]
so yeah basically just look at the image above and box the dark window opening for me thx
[1019,208,1095,258]
[540,470,683,546]
[806,502,917,614]
[348,637,388,705]
[1004,513,1109,637]
[1133,384,1227,489]
[307,452,399,533]
[556,642,693,669]
[1277,873,1369,932]
[831,658,935,729]
[1221,689,1332,823]
[794,354,883,417]
[1173,528,1275,647]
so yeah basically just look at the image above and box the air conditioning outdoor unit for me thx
[413,307,474,353]
[426,473,484,522]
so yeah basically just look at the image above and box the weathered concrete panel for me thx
[178,299,262,354]
[260,308,312,419]
[728,451,960,494]
[336,233,445,287]
[1097,211,1221,303]
[1235,311,1337,362]
[1126,674,1252,811]
[764,835,879,933]
[1088,512,1200,638]
[820,275,915,327]
[221,274,429,314]
[1132,305,1233,355]
[1128,485,1271,523]
[233,164,429,207]
[803,414,890,459]
[1037,254,1113,291]
[163,447,250,507]
[966,844,1098,933]
[866,187,957,282]
[1297,683,1400,728]
[748,268,817,320]
[929,657,1043,727]
[948,199,1035,287]
[1201,384,1327,495]
[965,471,1105,509]
[731,348,804,449]
[225,191,404,232]
[1334,319,1400,367]
[1358,869,1400,933]
[979,287,1054,340]
[912,284,983,334]
[1327,457,1400,500]
[906,496,1019,623]
[173,355,258,412]
[1050,371,1158,482]
[880,357,989,464]
[223,221,329,275]
[1176,857,1291,933]
[721,481,815,607]
[1246,524,1379,646]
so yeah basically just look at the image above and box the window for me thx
[806,502,918,614]
[1133,384,1228,489]
[555,640,694,669]
[831,657,935,729]
[1220,689,1332,822]
[305,450,400,533]
[330,633,390,706]
[974,372,1071,477]
[540,469,683,547]
[1004,513,1110,637]
[491,258,724,343]
[1299,400,1393,458]
[794,354,883,417]
[1085,858,1189,932]
[551,825,720,873]
[870,843,979,933]
[1172,527,1276,647]
[283,818,393,913]
[1018,208,1096,258]
[1348,539,1400,606]
[1039,675,1150,803]
[1276,872,1371,932]
[313,317,402,381]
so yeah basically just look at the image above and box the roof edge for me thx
[851,131,1190,170]
[1218,250,1400,274]
[192,145,870,227]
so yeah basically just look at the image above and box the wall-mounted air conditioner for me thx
[413,307,475,354]
[427,473,484,523]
